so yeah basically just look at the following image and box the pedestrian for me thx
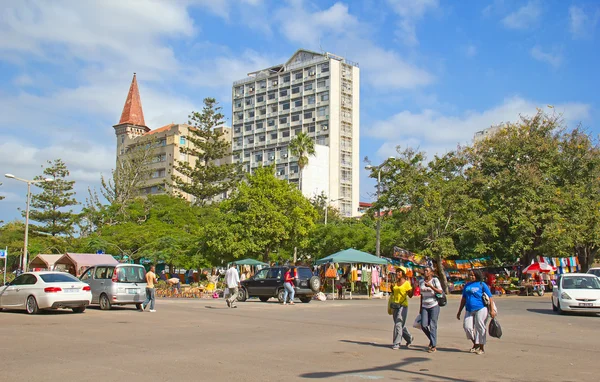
[225,263,240,308]
[456,270,496,355]
[168,277,181,295]
[141,265,158,313]
[159,270,167,281]
[388,267,414,350]
[283,266,296,305]
[419,267,443,353]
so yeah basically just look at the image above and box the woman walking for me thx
[283,266,296,305]
[419,267,443,353]
[388,267,414,350]
[456,270,495,355]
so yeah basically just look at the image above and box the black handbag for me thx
[489,317,502,339]
[433,278,447,307]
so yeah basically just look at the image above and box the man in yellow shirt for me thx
[140,265,158,312]
[388,267,414,349]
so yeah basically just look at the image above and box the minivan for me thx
[80,264,147,310]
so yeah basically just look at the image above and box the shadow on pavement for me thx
[526,308,558,316]
[340,340,465,354]
[298,357,474,381]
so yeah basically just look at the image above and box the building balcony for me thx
[256,101,266,108]
[291,119,302,127]
[246,116,255,122]
[292,78,303,85]
[316,100,329,107]
[267,97,278,104]
[279,95,290,102]
[303,89,315,96]
[256,87,267,94]
[234,93,243,99]
[289,172,300,179]
[316,115,329,122]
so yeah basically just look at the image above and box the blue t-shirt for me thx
[462,281,492,312]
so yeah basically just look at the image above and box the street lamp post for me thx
[4,174,54,272]
[324,197,347,225]
[366,157,395,257]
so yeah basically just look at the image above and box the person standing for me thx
[457,270,495,355]
[388,267,414,350]
[141,265,158,312]
[283,267,296,305]
[225,263,240,308]
[419,267,443,353]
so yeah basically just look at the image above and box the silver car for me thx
[80,264,147,310]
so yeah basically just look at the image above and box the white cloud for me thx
[465,44,477,58]
[502,1,541,30]
[366,97,591,160]
[13,74,33,86]
[387,0,439,46]
[530,45,562,68]
[569,6,600,39]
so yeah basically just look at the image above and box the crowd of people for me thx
[388,267,496,355]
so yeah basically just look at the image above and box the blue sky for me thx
[0,0,599,223]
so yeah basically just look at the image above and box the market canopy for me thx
[315,249,388,265]
[29,254,63,270]
[229,258,269,266]
[54,253,118,276]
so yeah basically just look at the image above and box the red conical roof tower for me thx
[117,73,147,128]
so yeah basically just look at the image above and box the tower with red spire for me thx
[113,73,150,151]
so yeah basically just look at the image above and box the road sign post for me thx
[0,247,7,285]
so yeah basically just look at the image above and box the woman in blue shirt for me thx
[456,270,496,355]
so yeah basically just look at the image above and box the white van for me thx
[80,264,147,310]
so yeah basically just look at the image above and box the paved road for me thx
[1,295,598,382]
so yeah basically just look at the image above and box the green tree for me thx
[0,182,5,201]
[29,159,78,236]
[204,166,317,263]
[173,98,242,205]
[304,220,376,261]
[289,132,316,191]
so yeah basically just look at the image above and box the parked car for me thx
[587,268,600,278]
[552,273,600,315]
[238,266,321,303]
[0,271,91,314]
[80,264,147,310]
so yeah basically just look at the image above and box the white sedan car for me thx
[0,272,92,314]
[552,273,600,315]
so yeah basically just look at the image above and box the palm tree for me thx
[289,132,316,192]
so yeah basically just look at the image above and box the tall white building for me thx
[231,49,360,217]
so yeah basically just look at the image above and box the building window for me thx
[256,121,264,129]
[120,135,125,144]
[152,169,166,179]
[280,89,288,97]
[259,108,266,116]
[292,86,300,94]
[308,124,316,133]
[180,136,186,145]
[307,95,315,105]
[317,79,326,88]
[294,128,301,136]
[153,154,167,163]
[282,103,290,111]
[318,107,327,117]
[271,132,278,139]
[291,113,300,122]
[257,95,264,103]
[255,154,263,162]
[158,139,167,146]
[304,111,313,119]
[279,116,288,124]
[282,75,290,83]
[294,99,302,108]
[258,134,266,142]
[304,83,313,91]
[268,118,275,127]
[268,92,276,100]
[321,63,329,73]
[282,131,290,138]
[320,91,329,102]
[245,124,252,132]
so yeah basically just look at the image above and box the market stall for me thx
[315,249,388,299]
[29,254,63,271]
[53,253,118,277]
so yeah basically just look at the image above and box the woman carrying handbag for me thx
[419,267,444,353]
[387,267,415,350]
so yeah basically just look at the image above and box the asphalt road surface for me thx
[1,295,598,382]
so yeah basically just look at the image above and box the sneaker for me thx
[149,309,156,313]
[406,335,414,348]
[282,302,287,305]
[428,347,437,353]
[139,305,145,312]
[392,345,400,350]
[475,348,485,355]
[226,300,231,308]
[469,347,478,353]
[231,305,238,309]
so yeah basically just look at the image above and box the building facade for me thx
[231,49,360,216]
[113,74,231,201]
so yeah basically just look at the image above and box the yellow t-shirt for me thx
[389,281,412,307]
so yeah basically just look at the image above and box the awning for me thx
[29,254,63,270]
[315,248,388,265]
[54,253,119,275]
[228,258,269,266]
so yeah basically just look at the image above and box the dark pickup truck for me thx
[238,266,321,303]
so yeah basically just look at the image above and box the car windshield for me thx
[297,268,313,280]
[562,276,600,290]
[116,266,146,283]
[589,269,600,277]
[40,273,80,283]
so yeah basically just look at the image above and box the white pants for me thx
[463,307,488,345]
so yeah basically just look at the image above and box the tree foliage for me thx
[289,132,316,190]
[29,159,78,237]
[173,98,242,205]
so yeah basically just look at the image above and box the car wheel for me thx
[26,295,39,315]
[99,294,112,310]
[277,288,285,303]
[557,300,565,315]
[552,298,558,312]
[237,288,248,302]
[299,297,311,303]
[309,276,321,293]
[72,306,86,314]
[259,297,270,302]
[537,288,544,297]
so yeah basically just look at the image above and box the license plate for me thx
[64,288,78,293]
[301,282,307,287]
[127,289,139,295]
[579,303,593,307]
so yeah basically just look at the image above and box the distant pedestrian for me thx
[141,265,158,312]
[159,270,167,281]
[457,270,495,355]
[168,277,181,294]
[388,267,414,350]
[225,263,240,308]
[419,267,443,353]
[283,267,296,305]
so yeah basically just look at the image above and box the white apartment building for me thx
[231,49,360,217]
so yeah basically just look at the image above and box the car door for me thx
[79,268,95,301]
[0,275,27,307]
[265,268,284,296]
[247,268,269,296]
[16,274,39,308]
[92,267,108,302]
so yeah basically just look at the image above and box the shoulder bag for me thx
[433,278,447,307]
[481,282,491,307]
